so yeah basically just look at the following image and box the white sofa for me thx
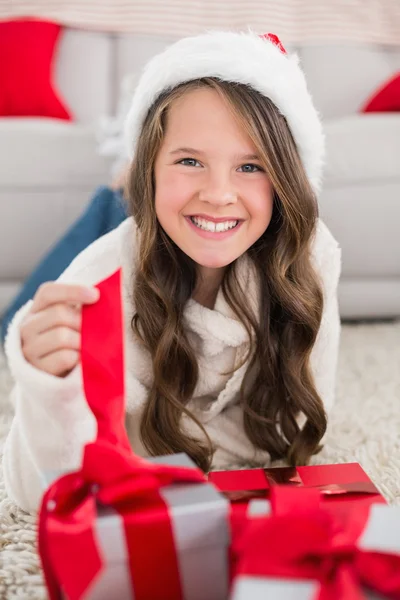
[0,30,399,319]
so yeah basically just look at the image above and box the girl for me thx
[3,30,341,513]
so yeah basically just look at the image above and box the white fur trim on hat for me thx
[124,30,325,194]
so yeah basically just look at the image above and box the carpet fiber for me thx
[0,321,399,599]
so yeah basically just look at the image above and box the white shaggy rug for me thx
[0,321,399,599]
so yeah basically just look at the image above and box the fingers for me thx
[31,282,100,314]
[23,327,81,363]
[21,304,82,376]
[37,349,80,378]
[20,282,101,377]
[21,303,81,342]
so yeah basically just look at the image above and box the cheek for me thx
[244,180,274,223]
[155,171,194,216]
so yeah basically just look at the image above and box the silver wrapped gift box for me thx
[43,453,230,600]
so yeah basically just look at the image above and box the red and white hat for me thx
[124,30,324,194]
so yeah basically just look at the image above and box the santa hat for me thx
[124,30,324,194]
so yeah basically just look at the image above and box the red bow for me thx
[260,32,287,54]
[39,441,206,600]
[38,270,207,600]
[234,488,400,600]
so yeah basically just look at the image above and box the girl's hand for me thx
[20,282,100,378]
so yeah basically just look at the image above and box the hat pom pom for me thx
[260,33,287,54]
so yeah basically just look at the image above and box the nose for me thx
[198,171,238,206]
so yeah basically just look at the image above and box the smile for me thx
[185,215,243,240]
[189,216,239,233]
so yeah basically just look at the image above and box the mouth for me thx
[188,215,241,233]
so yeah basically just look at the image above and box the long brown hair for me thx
[127,78,326,472]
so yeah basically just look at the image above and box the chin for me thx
[195,256,236,269]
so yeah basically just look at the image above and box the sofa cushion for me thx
[361,72,400,113]
[323,114,400,186]
[319,180,400,279]
[0,117,114,187]
[0,19,72,120]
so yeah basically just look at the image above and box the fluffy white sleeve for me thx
[2,219,132,513]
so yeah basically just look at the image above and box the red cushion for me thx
[0,19,72,120]
[361,72,400,113]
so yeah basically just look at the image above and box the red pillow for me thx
[361,72,400,113]
[0,19,72,120]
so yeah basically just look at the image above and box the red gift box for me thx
[230,486,400,599]
[209,462,385,516]
[209,462,386,580]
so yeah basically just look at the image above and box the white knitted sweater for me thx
[3,217,341,513]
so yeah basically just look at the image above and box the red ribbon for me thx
[38,269,207,600]
[234,487,400,600]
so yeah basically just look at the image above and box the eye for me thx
[178,158,201,167]
[238,163,264,173]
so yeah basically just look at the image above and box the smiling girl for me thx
[3,31,341,512]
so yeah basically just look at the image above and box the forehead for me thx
[162,86,256,152]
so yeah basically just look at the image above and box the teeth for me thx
[191,217,238,232]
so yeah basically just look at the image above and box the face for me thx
[154,87,274,279]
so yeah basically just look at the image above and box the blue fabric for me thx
[1,186,128,345]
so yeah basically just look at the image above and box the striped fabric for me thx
[1,0,400,45]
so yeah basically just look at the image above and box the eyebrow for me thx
[169,147,261,161]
